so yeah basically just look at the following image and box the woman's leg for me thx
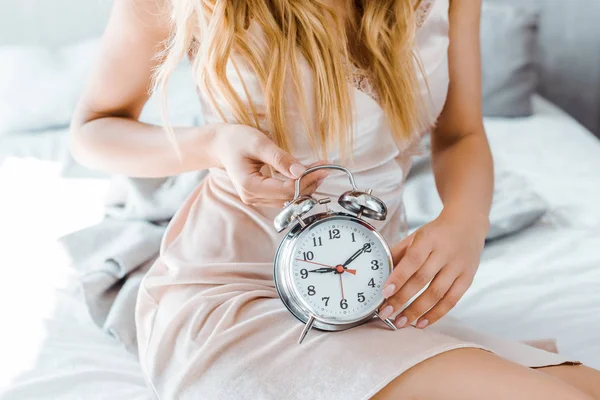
[372,348,593,400]
[540,365,600,399]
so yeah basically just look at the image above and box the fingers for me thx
[242,170,324,202]
[235,134,331,205]
[415,275,472,328]
[306,160,330,169]
[376,218,479,330]
[390,232,414,265]
[301,160,329,194]
[225,128,331,206]
[393,266,457,328]
[378,250,443,322]
[381,231,432,300]
[235,160,329,206]
[257,140,306,179]
[237,176,294,205]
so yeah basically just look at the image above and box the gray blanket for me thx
[60,158,546,354]
[60,171,205,353]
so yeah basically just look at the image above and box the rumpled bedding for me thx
[60,171,205,353]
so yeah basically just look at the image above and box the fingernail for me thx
[379,305,393,320]
[316,178,325,187]
[395,315,408,328]
[416,319,429,329]
[289,163,306,178]
[382,284,395,298]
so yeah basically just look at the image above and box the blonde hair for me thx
[154,0,425,159]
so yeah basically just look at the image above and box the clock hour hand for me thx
[297,259,356,274]
[307,267,357,275]
[341,243,371,267]
[308,267,336,274]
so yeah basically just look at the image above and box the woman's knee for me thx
[372,348,593,400]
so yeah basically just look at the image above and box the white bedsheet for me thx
[0,150,149,399]
[0,96,599,399]
[453,97,600,366]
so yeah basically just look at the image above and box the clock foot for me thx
[298,315,316,344]
[375,310,398,331]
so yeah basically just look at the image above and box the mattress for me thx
[0,96,599,399]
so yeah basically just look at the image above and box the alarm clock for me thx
[273,164,397,344]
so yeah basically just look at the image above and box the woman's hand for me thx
[211,123,328,207]
[378,208,489,329]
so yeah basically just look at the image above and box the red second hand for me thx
[295,259,334,268]
[339,273,345,300]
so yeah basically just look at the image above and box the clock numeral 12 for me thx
[328,229,341,240]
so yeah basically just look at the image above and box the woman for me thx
[71,0,600,398]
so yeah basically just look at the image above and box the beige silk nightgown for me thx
[135,1,576,398]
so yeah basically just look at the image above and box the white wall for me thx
[0,0,112,46]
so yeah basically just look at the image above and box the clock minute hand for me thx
[341,243,372,267]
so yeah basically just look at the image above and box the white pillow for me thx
[0,39,204,135]
[404,160,547,241]
[0,39,101,134]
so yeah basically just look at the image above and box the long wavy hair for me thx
[153,0,426,159]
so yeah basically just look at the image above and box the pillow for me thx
[480,2,540,117]
[0,39,203,135]
[406,94,548,240]
[0,39,101,134]
[404,158,547,241]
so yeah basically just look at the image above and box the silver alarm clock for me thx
[273,164,397,344]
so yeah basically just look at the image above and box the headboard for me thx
[490,0,600,137]
[1,0,599,136]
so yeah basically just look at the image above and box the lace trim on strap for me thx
[416,0,435,28]
[349,63,380,104]
[349,0,436,104]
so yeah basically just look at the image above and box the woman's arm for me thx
[70,0,326,203]
[378,0,493,328]
[70,0,218,177]
[430,0,493,233]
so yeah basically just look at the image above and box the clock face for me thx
[289,216,392,323]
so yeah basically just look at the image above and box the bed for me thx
[1,95,599,399]
[2,0,600,397]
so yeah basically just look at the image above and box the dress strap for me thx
[349,1,436,104]
[416,0,435,28]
